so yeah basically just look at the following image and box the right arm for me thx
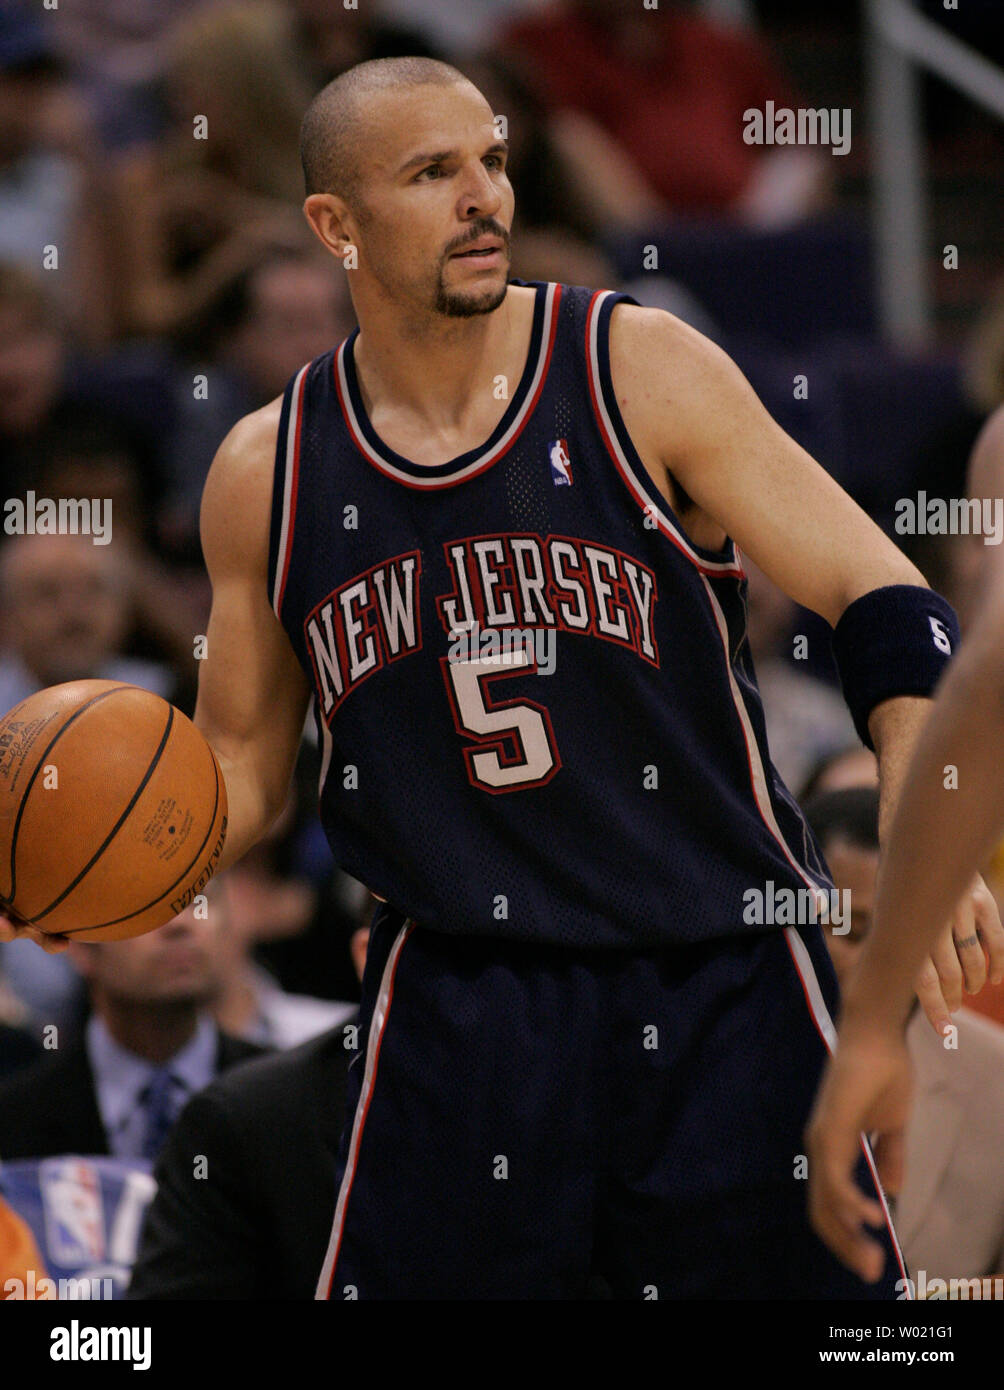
[193,401,312,872]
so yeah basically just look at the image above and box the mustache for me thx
[444,222,510,256]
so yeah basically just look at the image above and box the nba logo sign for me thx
[40,1158,105,1265]
[549,439,573,486]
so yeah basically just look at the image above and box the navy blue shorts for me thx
[316,909,906,1300]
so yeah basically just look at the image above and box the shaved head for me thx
[300,56,469,203]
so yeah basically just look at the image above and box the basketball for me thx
[0,681,227,941]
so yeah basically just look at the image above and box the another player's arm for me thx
[806,544,1004,1280]
[611,306,1004,1026]
[194,402,312,872]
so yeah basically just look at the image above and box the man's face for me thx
[69,904,224,1008]
[822,836,880,989]
[227,261,355,399]
[0,535,129,686]
[0,303,64,436]
[346,81,513,319]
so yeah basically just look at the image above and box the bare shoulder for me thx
[200,397,283,574]
[607,303,752,468]
[609,302,746,405]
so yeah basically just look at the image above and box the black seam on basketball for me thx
[3,686,132,906]
[31,703,176,922]
[57,742,224,935]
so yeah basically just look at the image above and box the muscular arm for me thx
[611,306,925,621]
[195,401,311,872]
[611,306,928,821]
[611,307,1002,1028]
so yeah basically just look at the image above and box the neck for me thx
[352,283,521,431]
[96,1000,200,1065]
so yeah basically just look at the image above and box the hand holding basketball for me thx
[0,910,69,953]
[0,681,227,943]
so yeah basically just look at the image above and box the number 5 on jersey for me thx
[440,651,561,792]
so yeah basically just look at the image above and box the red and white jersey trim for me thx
[334,282,562,489]
[315,916,414,1300]
[784,925,911,1295]
[271,362,309,617]
[584,290,743,579]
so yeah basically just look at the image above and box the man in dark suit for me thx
[0,1022,39,1085]
[0,905,264,1161]
[126,1019,356,1300]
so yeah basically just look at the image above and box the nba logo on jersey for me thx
[549,438,573,486]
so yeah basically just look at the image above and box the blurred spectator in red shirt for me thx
[502,0,828,226]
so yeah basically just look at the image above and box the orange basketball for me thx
[0,681,227,941]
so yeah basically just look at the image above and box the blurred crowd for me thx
[2,0,1004,1299]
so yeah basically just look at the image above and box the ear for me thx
[303,194,358,266]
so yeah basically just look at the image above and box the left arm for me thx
[612,307,1003,1024]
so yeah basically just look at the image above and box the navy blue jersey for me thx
[267,280,834,948]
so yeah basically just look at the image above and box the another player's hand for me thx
[805,1022,912,1283]
[914,875,1004,1035]
[0,910,69,954]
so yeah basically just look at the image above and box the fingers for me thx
[0,915,69,954]
[807,1116,887,1283]
[914,956,954,1037]
[951,897,988,997]
[972,877,1004,987]
[929,923,967,1011]
[34,930,70,955]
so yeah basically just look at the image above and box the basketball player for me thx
[3,57,1002,1299]
[808,409,1004,1284]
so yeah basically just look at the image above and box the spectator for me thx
[0,1022,40,1085]
[0,2,118,344]
[208,873,357,1050]
[799,744,878,801]
[0,263,164,499]
[0,263,71,494]
[0,903,264,1162]
[31,429,206,712]
[164,246,355,539]
[52,0,204,151]
[288,0,442,89]
[462,53,657,241]
[804,786,1004,1286]
[502,0,829,227]
[0,534,175,714]
[114,1,313,339]
[127,902,383,1299]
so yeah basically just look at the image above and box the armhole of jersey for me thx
[268,362,310,622]
[584,289,743,580]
